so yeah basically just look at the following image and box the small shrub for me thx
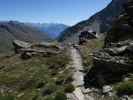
[42,83,57,96]
[46,52,70,70]
[64,76,73,84]
[19,79,36,91]
[36,81,45,88]
[64,84,75,93]
[55,79,64,85]
[115,80,133,95]
[45,96,54,100]
[54,92,67,100]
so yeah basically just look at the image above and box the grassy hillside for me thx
[0,49,72,100]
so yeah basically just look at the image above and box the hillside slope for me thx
[0,21,50,53]
[58,0,127,42]
[0,47,71,100]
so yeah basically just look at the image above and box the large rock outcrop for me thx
[105,0,133,47]
[13,40,61,59]
[79,31,97,45]
[85,0,133,88]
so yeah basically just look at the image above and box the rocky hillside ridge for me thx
[58,0,127,42]
[84,0,133,98]
[0,21,51,53]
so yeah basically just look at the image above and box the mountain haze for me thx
[27,23,68,39]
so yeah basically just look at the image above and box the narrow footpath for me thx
[67,47,94,100]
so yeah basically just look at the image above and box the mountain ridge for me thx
[0,21,51,53]
[58,0,127,42]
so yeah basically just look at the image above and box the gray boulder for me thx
[84,48,133,87]
[79,31,97,45]
[12,40,61,59]
[102,85,112,94]
[13,40,32,53]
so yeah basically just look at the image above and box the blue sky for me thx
[0,0,111,25]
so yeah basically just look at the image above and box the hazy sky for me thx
[0,0,111,25]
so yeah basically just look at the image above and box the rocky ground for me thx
[0,40,73,100]
[83,0,133,99]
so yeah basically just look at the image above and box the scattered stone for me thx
[82,88,92,94]
[17,93,25,98]
[13,40,32,53]
[79,31,97,45]
[123,77,131,81]
[102,85,112,94]
[120,95,133,100]
[21,52,33,59]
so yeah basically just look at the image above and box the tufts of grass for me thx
[64,84,75,93]
[114,80,133,95]
[0,95,15,100]
[54,92,67,100]
[79,39,104,71]
[45,52,70,71]
[42,83,57,96]
[0,49,71,100]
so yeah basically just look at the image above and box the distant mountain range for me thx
[26,23,69,39]
[58,0,127,42]
[0,21,51,53]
